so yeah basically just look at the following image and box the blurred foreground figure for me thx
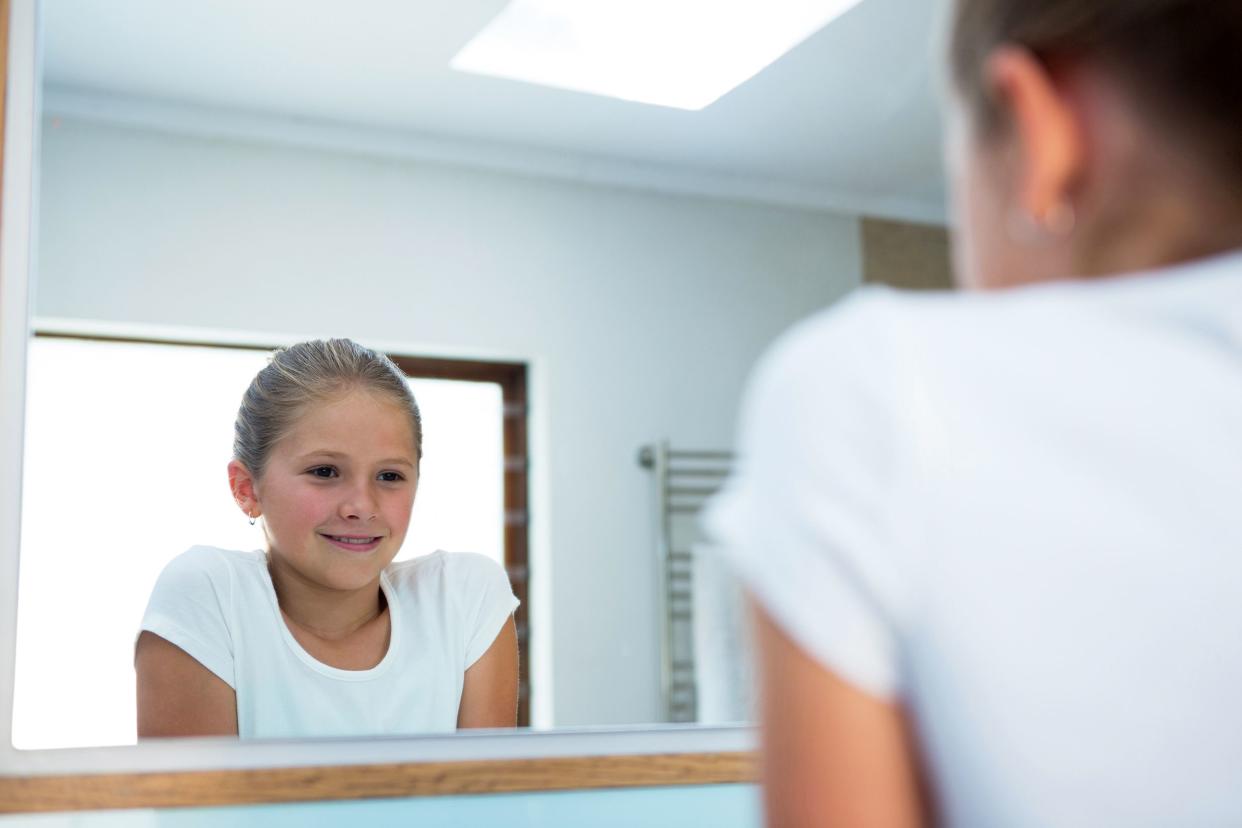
[707,2,1242,825]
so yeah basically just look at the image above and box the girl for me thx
[135,338,519,738]
[707,1,1242,825]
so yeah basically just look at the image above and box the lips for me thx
[320,533,383,553]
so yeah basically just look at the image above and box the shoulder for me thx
[140,547,250,692]
[762,284,900,362]
[746,285,937,401]
[751,283,1027,382]
[156,546,257,582]
[443,551,510,584]
[386,552,517,635]
[737,287,919,454]
[387,550,509,591]
[149,546,265,602]
[745,283,1092,423]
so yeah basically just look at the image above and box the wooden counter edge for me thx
[0,750,758,813]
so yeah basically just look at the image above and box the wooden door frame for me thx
[388,354,532,727]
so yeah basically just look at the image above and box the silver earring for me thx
[1040,201,1076,236]
[249,513,257,526]
[1005,206,1042,245]
[1006,200,1076,244]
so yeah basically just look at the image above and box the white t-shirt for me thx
[705,248,1242,827]
[138,546,518,739]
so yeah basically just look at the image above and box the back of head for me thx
[233,338,423,480]
[950,1,1242,188]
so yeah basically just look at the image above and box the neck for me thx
[1073,190,1242,279]
[266,554,386,641]
[1070,108,1242,277]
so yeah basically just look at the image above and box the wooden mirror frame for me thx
[0,0,754,814]
[0,727,756,814]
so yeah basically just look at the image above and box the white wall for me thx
[33,117,862,727]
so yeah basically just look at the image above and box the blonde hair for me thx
[233,338,423,479]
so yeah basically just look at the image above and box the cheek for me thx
[268,482,333,532]
[383,488,416,533]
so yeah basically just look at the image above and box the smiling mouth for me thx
[321,534,382,546]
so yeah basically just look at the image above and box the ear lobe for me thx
[985,45,1084,225]
[227,459,261,518]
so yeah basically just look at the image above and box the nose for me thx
[339,479,379,522]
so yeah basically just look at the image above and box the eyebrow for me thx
[297,450,415,468]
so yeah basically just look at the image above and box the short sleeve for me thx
[137,546,237,688]
[452,553,520,668]
[702,288,913,699]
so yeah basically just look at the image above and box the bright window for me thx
[451,0,866,110]
[13,336,503,749]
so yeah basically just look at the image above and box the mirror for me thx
[11,0,949,750]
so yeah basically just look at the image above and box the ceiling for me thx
[41,0,951,222]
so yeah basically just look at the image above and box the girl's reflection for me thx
[135,338,518,738]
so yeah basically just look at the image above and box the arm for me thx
[135,631,238,738]
[456,616,519,729]
[752,601,929,828]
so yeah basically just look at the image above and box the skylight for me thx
[451,0,865,111]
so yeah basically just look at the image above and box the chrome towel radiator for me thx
[638,441,735,723]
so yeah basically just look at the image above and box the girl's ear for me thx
[227,459,261,518]
[984,45,1084,228]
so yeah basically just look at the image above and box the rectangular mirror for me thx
[2,0,949,802]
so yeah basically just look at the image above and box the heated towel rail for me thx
[638,442,735,723]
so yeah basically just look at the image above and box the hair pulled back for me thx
[233,338,423,480]
[950,1,1242,185]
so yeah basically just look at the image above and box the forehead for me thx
[277,389,417,460]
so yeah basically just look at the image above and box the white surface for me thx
[41,0,949,222]
[31,117,862,730]
[452,0,864,111]
[0,0,40,758]
[706,251,1242,826]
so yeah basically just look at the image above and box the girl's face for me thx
[254,388,419,592]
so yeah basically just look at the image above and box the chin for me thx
[311,543,392,580]
[319,560,388,592]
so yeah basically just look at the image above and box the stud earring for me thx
[1039,201,1076,236]
[1006,199,1076,244]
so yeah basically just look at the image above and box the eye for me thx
[378,471,405,483]
[308,465,338,479]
